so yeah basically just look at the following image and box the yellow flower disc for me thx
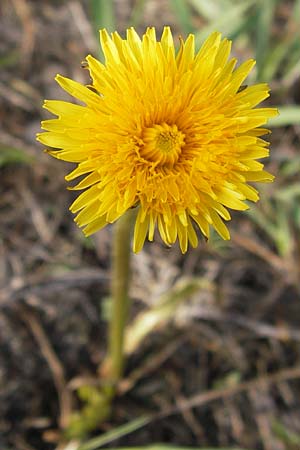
[37,27,277,253]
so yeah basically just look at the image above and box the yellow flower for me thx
[37,27,277,253]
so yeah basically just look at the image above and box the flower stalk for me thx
[107,209,134,384]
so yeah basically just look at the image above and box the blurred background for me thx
[0,1,300,449]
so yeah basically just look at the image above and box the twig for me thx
[167,371,205,441]
[20,183,54,245]
[0,81,34,111]
[68,1,98,53]
[20,302,72,429]
[11,0,36,71]
[0,129,38,158]
[248,389,277,450]
[182,306,300,342]
[0,268,108,304]
[119,335,187,394]
[157,365,300,420]
[75,366,300,448]
[231,232,290,274]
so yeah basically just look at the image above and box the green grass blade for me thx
[278,1,300,82]
[77,416,152,450]
[247,207,277,242]
[255,0,277,81]
[0,145,33,167]
[280,157,300,177]
[274,184,300,202]
[99,447,250,450]
[90,0,115,32]
[281,40,300,84]
[295,205,300,229]
[169,0,194,34]
[293,0,300,21]
[89,0,116,61]
[273,419,300,445]
[268,106,300,127]
[260,40,291,82]
[188,0,235,22]
[194,0,256,46]
[0,50,19,68]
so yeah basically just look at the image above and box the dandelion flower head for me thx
[37,27,277,253]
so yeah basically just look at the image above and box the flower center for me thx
[141,123,185,166]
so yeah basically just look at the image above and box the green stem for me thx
[108,209,134,383]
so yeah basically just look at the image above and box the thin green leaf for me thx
[281,41,300,85]
[274,184,300,202]
[247,196,294,257]
[293,0,300,21]
[255,0,277,81]
[194,0,257,46]
[294,206,300,229]
[274,207,293,256]
[260,40,291,82]
[90,0,115,31]
[278,0,300,82]
[100,447,249,450]
[170,0,194,34]
[0,50,19,68]
[258,3,300,81]
[0,146,33,168]
[247,207,278,243]
[228,8,258,42]
[90,0,116,61]
[77,416,152,450]
[188,0,235,22]
[268,107,300,127]
[280,157,300,177]
[273,419,300,445]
